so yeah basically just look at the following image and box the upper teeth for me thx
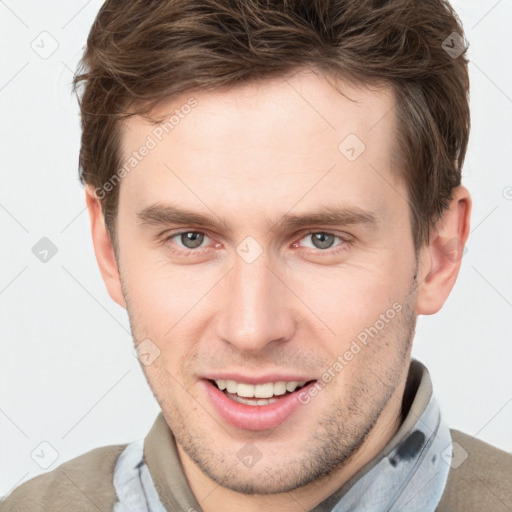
[214,380,307,398]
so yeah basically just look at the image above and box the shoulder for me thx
[436,429,512,511]
[0,443,127,512]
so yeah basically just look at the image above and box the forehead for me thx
[118,69,402,219]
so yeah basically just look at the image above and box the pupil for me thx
[182,232,203,249]
[312,233,334,249]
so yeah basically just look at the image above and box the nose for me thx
[214,252,296,353]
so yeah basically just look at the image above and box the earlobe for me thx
[415,186,472,315]
[85,185,127,309]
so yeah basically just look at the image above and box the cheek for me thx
[121,250,215,364]
[293,261,403,342]
[122,243,202,321]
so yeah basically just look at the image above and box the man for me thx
[2,0,511,510]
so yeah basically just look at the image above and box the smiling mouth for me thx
[209,378,315,406]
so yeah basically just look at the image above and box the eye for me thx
[165,231,211,252]
[293,232,349,253]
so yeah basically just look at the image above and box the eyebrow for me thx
[136,202,378,233]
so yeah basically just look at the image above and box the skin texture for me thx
[85,68,471,511]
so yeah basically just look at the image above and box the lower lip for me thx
[201,379,316,431]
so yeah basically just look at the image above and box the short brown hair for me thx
[73,0,470,251]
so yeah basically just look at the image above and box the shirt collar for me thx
[311,359,452,511]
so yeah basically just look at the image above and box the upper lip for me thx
[201,372,317,385]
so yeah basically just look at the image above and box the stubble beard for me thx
[123,286,417,496]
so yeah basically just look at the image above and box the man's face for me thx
[115,69,420,493]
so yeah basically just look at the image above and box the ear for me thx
[415,185,472,315]
[85,185,126,309]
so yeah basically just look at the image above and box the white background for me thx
[1,0,511,499]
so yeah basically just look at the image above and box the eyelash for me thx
[161,230,352,257]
